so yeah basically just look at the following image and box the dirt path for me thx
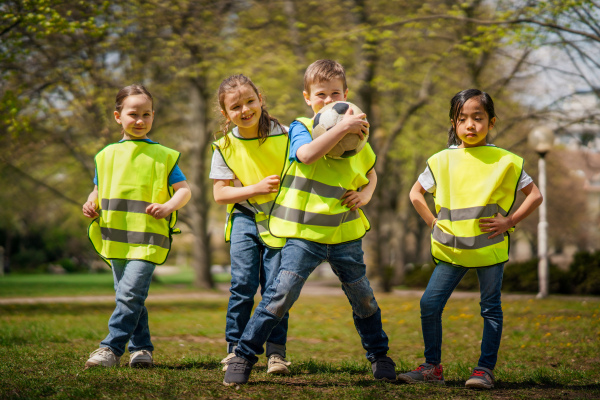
[0,279,575,305]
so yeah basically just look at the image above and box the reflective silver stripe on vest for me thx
[281,175,348,199]
[256,218,270,234]
[252,200,275,215]
[102,198,151,214]
[100,227,170,249]
[432,226,505,250]
[437,204,507,221]
[102,198,172,221]
[271,204,360,227]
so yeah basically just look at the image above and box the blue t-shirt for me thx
[93,139,186,185]
[288,120,313,163]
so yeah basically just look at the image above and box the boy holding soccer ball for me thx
[223,59,396,386]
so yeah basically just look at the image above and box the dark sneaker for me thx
[465,367,494,389]
[223,356,253,386]
[397,363,444,385]
[371,355,397,381]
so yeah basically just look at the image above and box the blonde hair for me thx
[216,74,284,149]
[303,59,347,95]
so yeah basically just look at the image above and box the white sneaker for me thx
[220,352,236,372]
[130,350,153,368]
[85,347,120,369]
[267,354,291,375]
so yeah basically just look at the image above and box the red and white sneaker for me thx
[397,363,444,385]
[465,367,495,389]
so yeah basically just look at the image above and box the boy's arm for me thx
[479,182,543,239]
[409,181,438,228]
[146,181,192,220]
[82,185,99,218]
[212,176,280,205]
[342,168,377,211]
[296,108,369,164]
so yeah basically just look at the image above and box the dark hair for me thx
[115,84,153,113]
[447,89,496,147]
[303,59,347,95]
[216,74,285,148]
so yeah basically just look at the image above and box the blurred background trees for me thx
[1,0,599,291]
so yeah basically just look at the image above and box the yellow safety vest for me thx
[269,117,376,244]
[212,130,289,248]
[427,146,523,268]
[88,140,181,265]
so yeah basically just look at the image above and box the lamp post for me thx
[528,126,555,299]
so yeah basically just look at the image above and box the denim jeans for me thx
[100,259,155,356]
[420,261,504,370]
[226,213,288,357]
[235,238,389,365]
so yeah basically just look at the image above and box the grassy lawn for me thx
[1,274,599,399]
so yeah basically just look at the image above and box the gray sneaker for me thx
[465,367,494,389]
[223,356,253,386]
[85,347,120,369]
[397,363,445,385]
[129,350,153,368]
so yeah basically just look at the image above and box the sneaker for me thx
[220,352,236,372]
[223,356,253,386]
[397,363,444,385]
[371,355,397,381]
[129,350,153,368]
[465,367,494,389]
[85,347,120,369]
[267,354,291,375]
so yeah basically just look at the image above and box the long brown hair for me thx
[216,74,285,149]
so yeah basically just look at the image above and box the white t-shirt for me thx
[210,123,286,212]
[418,145,533,193]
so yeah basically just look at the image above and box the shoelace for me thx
[472,370,487,377]
[229,361,250,372]
[270,356,291,366]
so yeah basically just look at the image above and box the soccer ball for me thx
[312,101,369,159]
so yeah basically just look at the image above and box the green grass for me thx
[1,275,599,399]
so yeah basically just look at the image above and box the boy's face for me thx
[303,78,348,115]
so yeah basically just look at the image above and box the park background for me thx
[1,1,600,399]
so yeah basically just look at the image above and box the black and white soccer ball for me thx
[312,101,369,159]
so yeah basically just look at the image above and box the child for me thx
[211,74,292,374]
[397,89,543,389]
[223,60,396,386]
[82,84,191,369]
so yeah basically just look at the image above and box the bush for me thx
[568,251,600,295]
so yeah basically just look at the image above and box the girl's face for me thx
[114,94,154,140]
[454,98,495,148]
[221,84,262,138]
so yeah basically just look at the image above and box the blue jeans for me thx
[235,238,389,365]
[420,261,504,370]
[226,213,288,357]
[100,259,155,356]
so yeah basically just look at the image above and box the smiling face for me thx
[303,78,348,115]
[114,94,154,140]
[221,84,263,138]
[454,98,496,148]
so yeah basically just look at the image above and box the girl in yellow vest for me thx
[211,75,291,375]
[398,89,543,389]
[82,84,191,369]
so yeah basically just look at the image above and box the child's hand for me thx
[146,203,173,220]
[82,201,99,218]
[254,175,280,195]
[342,189,371,211]
[479,214,514,239]
[340,107,369,140]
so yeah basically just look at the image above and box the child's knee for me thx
[265,270,304,318]
[343,275,379,318]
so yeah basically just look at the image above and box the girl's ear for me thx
[220,109,229,121]
[114,111,121,124]
[489,117,496,129]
